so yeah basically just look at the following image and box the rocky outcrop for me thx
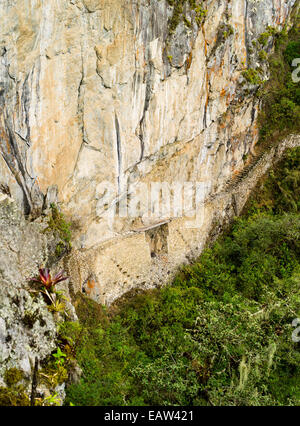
[0,194,76,403]
[0,1,298,304]
[0,194,56,387]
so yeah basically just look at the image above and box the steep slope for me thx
[0,1,298,303]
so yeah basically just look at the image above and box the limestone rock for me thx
[0,195,56,387]
[0,1,298,304]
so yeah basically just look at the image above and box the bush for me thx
[246,147,300,214]
[258,12,300,144]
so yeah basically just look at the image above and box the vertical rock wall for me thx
[0,0,298,303]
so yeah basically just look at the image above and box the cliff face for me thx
[0,194,79,402]
[0,194,57,392]
[0,0,298,304]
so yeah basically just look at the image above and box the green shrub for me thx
[246,147,300,214]
[258,12,300,144]
[242,68,263,85]
[167,0,206,34]
[47,204,71,243]
[284,40,300,66]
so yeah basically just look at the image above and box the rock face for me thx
[0,194,78,403]
[0,0,298,304]
[0,194,57,386]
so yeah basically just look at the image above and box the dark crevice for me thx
[244,0,250,68]
[138,61,154,163]
[115,114,122,193]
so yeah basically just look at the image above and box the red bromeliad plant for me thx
[30,268,68,304]
[31,268,68,289]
